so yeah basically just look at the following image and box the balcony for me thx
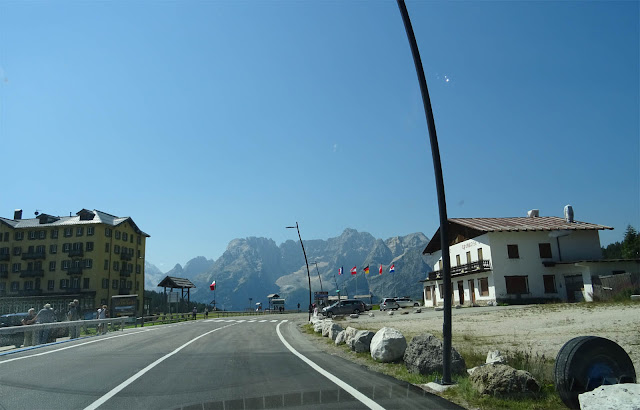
[120,269,133,277]
[428,259,492,281]
[18,289,43,296]
[118,288,130,295]
[21,251,46,260]
[68,266,83,275]
[20,269,45,278]
[68,249,84,257]
[0,254,10,261]
[120,253,132,261]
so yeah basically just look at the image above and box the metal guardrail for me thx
[133,310,298,327]
[0,317,128,336]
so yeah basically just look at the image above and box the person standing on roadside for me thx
[35,304,56,344]
[97,305,108,335]
[21,308,37,347]
[192,307,197,320]
[67,302,80,339]
[204,308,209,319]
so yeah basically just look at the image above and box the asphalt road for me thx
[0,315,460,410]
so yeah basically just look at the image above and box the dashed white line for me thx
[259,320,267,323]
[270,319,278,323]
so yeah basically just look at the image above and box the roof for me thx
[424,216,612,254]
[0,209,150,237]
[157,276,196,289]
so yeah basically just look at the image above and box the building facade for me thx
[0,209,149,317]
[421,213,639,307]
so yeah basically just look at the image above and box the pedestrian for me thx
[35,304,56,344]
[21,308,37,347]
[97,305,107,335]
[67,302,80,339]
[204,308,209,319]
[297,303,300,313]
[192,307,197,320]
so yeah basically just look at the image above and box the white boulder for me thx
[370,327,407,363]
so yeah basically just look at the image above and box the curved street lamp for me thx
[397,0,453,385]
[286,222,312,321]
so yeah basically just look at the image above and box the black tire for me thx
[326,311,333,319]
[353,309,360,315]
[414,303,419,307]
[554,336,636,409]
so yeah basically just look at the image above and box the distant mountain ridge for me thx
[146,229,432,310]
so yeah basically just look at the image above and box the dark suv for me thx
[322,299,366,318]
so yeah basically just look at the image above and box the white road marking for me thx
[83,322,237,410]
[275,322,384,410]
[248,320,256,323]
[0,327,160,365]
[259,320,267,323]
[235,320,246,323]
[270,319,278,323]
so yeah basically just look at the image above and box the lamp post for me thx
[312,261,324,292]
[397,0,453,385]
[286,222,312,321]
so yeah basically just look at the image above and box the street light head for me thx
[285,226,296,229]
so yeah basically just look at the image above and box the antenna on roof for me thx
[34,209,43,216]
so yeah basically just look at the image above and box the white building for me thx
[421,212,639,306]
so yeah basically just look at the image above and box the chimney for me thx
[527,209,539,218]
[564,205,574,223]
[14,209,22,220]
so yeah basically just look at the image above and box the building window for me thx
[126,280,132,289]
[3,232,8,241]
[84,259,93,268]
[39,230,46,239]
[0,282,5,293]
[425,286,431,301]
[115,231,121,240]
[36,245,45,254]
[15,232,24,241]
[112,279,118,289]
[105,228,112,237]
[113,261,119,271]
[12,263,21,273]
[130,235,133,244]
[24,281,34,290]
[71,278,80,289]
[87,226,94,236]
[64,228,72,237]
[62,243,70,252]
[60,279,69,289]
[49,261,56,272]
[11,281,19,291]
[105,243,110,252]
[102,278,109,289]
[479,277,489,296]
[455,255,461,266]
[29,231,36,240]
[62,260,70,270]
[507,244,520,259]
[52,229,58,239]
[505,276,529,294]
[83,278,90,289]
[0,264,7,273]
[137,236,141,245]
[478,248,484,261]
[48,280,54,290]
[50,244,57,254]
[136,264,141,274]
[539,243,552,259]
[122,232,128,242]
[76,227,83,236]
[114,245,120,254]
[13,247,22,256]
[543,275,557,293]
[104,260,109,270]
[86,242,94,251]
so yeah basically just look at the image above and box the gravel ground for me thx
[324,303,640,378]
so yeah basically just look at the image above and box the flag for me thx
[209,280,216,291]
[379,264,382,275]
[338,267,343,275]
[389,264,395,273]
[350,266,357,275]
[364,265,370,274]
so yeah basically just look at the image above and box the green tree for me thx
[602,225,639,259]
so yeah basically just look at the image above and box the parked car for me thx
[0,313,29,348]
[380,298,400,311]
[395,297,420,308]
[322,299,366,318]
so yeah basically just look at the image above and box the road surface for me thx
[0,314,459,409]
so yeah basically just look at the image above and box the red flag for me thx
[379,264,382,275]
[338,267,343,275]
[209,280,216,291]
[350,266,357,275]
[389,264,395,273]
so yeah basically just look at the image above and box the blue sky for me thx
[1,1,638,271]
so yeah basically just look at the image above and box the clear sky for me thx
[1,1,638,271]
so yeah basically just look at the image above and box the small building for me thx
[421,209,639,306]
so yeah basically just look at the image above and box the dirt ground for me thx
[327,302,640,378]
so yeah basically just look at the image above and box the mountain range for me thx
[145,229,433,311]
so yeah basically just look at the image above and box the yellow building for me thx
[0,209,149,317]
